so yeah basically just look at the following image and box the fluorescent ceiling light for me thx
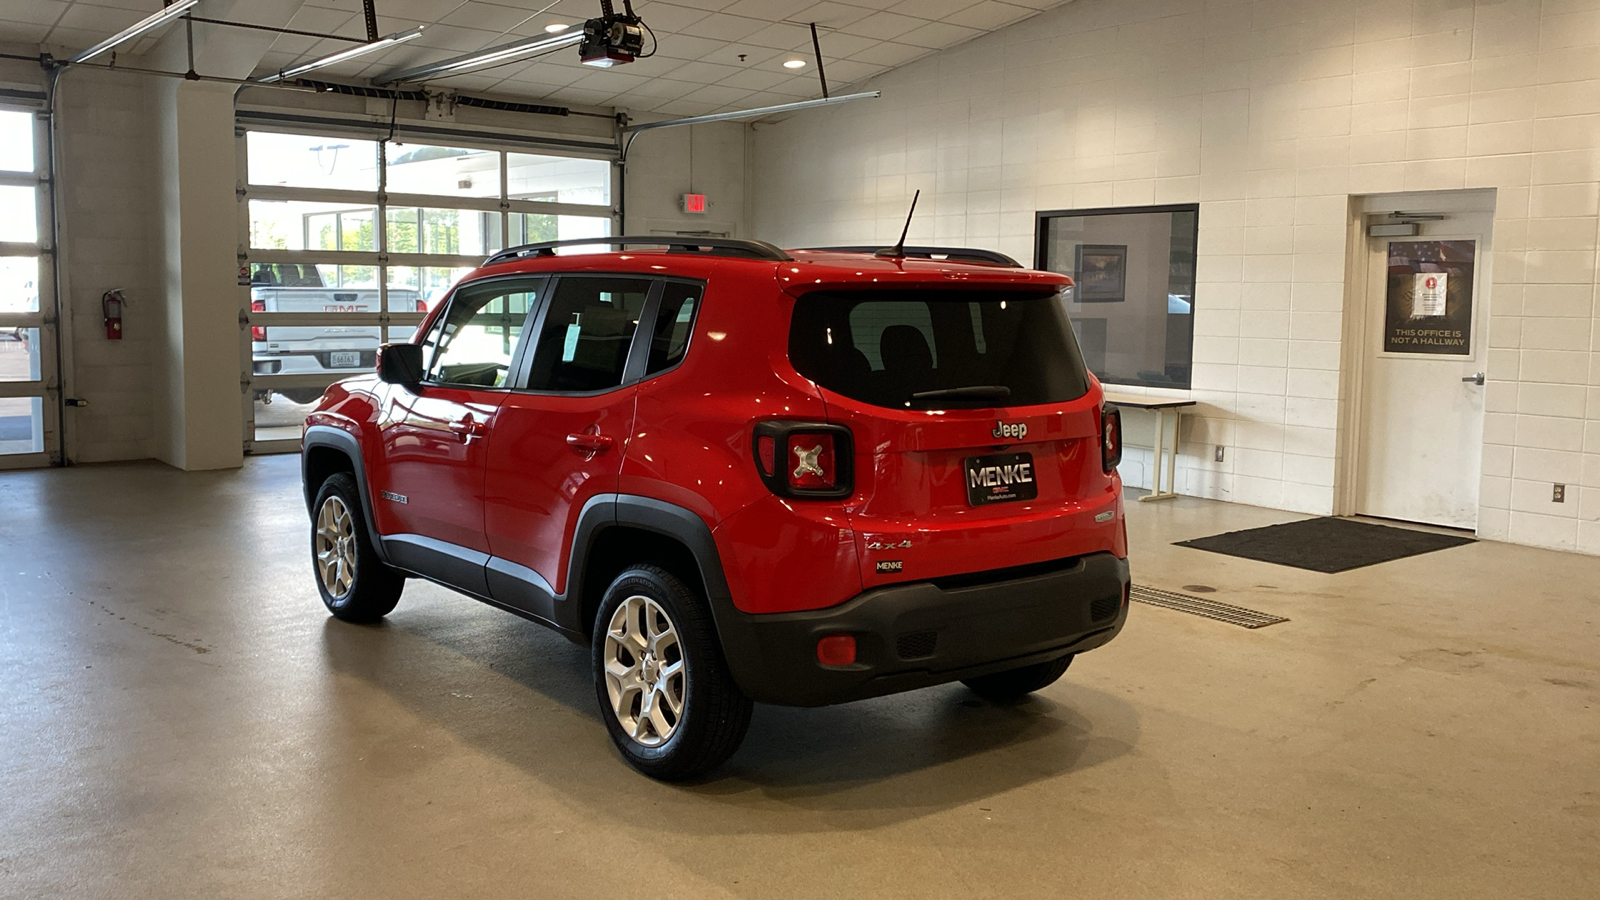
[545,23,569,33]
[624,91,882,134]
[373,30,583,85]
[783,59,806,69]
[257,27,426,83]
[71,0,200,64]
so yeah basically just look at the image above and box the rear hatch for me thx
[787,284,1118,589]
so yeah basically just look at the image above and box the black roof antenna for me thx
[877,190,920,259]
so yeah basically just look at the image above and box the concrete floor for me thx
[2,457,1597,899]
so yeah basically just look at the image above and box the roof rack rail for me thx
[804,245,1023,268]
[484,236,792,266]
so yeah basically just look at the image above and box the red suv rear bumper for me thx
[710,552,1129,707]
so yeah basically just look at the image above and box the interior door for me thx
[484,274,666,614]
[1357,209,1494,529]
[378,277,540,575]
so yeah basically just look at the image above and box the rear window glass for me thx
[789,289,1091,409]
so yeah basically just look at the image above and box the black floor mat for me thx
[1176,517,1474,573]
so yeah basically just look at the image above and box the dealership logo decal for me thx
[876,560,904,574]
[968,460,1034,490]
[992,421,1027,441]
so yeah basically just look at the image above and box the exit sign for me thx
[682,193,707,214]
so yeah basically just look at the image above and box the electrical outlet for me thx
[1553,484,1566,503]
[1214,446,1225,463]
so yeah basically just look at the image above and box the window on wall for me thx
[1036,205,1198,390]
[0,107,50,462]
[241,130,616,447]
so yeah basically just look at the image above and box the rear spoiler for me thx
[801,246,1023,267]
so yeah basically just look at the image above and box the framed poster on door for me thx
[1381,240,1476,356]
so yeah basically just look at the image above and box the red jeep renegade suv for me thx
[301,237,1129,780]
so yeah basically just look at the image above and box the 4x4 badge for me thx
[993,421,1027,440]
[866,540,913,550]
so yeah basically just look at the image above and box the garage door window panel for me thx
[246,133,378,191]
[507,153,610,206]
[0,111,33,173]
[0,187,38,244]
[0,256,40,314]
[385,144,501,198]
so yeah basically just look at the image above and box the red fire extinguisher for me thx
[103,290,126,340]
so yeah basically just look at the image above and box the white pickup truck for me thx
[250,264,423,404]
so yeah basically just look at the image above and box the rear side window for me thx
[646,282,703,375]
[525,276,651,393]
[789,289,1091,409]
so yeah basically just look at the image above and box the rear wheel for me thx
[312,473,403,622]
[593,565,752,780]
[961,653,1074,701]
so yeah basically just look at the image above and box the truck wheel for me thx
[592,565,752,780]
[961,653,1074,701]
[312,473,403,623]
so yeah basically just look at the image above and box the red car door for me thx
[376,277,541,591]
[484,274,687,623]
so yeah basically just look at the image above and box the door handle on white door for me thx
[1462,372,1485,386]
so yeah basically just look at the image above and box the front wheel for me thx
[961,653,1074,701]
[312,473,404,622]
[592,565,752,780]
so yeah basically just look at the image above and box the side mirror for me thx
[376,343,425,386]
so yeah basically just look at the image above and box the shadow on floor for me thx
[319,594,1141,830]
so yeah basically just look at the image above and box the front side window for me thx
[789,288,1091,409]
[524,277,652,393]
[423,279,540,387]
[1036,204,1198,389]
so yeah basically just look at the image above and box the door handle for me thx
[449,416,487,441]
[1462,372,1485,386]
[566,432,615,455]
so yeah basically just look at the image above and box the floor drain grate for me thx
[1130,585,1288,629]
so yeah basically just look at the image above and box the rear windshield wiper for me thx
[909,385,1013,403]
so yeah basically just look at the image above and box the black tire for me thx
[280,388,325,405]
[311,473,404,623]
[592,565,752,780]
[961,653,1074,701]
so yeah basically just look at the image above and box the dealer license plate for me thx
[329,351,361,368]
[964,452,1038,506]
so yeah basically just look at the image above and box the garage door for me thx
[239,129,616,451]
[0,107,57,468]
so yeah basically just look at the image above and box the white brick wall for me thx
[750,0,1600,556]
[55,67,159,464]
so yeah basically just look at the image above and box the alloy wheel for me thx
[315,495,358,600]
[603,594,686,748]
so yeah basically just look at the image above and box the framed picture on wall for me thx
[1074,244,1128,303]
[1381,240,1476,356]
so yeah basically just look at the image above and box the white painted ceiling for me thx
[4,0,1071,115]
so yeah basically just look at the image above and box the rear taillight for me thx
[1101,405,1122,473]
[250,300,266,342]
[752,421,853,499]
[416,299,429,312]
